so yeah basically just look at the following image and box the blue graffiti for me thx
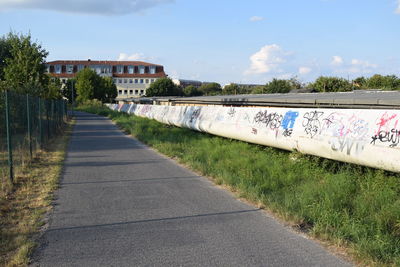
[281,111,299,130]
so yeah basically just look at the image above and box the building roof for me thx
[46,60,163,66]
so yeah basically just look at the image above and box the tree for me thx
[43,76,63,99]
[353,76,367,88]
[311,76,353,92]
[101,76,117,102]
[366,74,400,90]
[222,84,240,95]
[251,85,266,94]
[2,32,49,96]
[75,68,101,102]
[62,78,77,104]
[183,85,202,97]
[0,36,12,81]
[198,82,222,96]
[145,77,178,96]
[264,78,293,94]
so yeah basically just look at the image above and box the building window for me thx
[140,90,144,95]
[117,65,123,74]
[135,90,139,95]
[55,65,61,74]
[113,79,117,83]
[135,79,138,84]
[118,90,122,95]
[145,79,149,84]
[129,79,132,83]
[77,65,84,71]
[124,79,127,83]
[124,90,128,95]
[128,66,134,74]
[139,66,145,74]
[140,79,144,84]
[149,66,156,74]
[118,79,122,83]
[129,90,133,94]
[150,79,155,83]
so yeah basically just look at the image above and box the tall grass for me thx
[78,105,400,266]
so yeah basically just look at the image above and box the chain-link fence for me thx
[0,90,68,193]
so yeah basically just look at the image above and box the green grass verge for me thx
[77,104,400,266]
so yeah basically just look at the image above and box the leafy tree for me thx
[2,32,49,96]
[42,76,63,99]
[145,77,179,96]
[311,76,353,92]
[222,84,240,95]
[183,85,202,97]
[100,76,117,102]
[62,78,77,104]
[75,68,101,102]
[198,82,222,96]
[264,78,293,94]
[0,36,12,81]
[366,74,400,90]
[353,76,367,88]
[251,85,266,94]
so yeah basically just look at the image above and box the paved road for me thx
[33,112,351,266]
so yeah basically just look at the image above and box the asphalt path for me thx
[32,112,351,266]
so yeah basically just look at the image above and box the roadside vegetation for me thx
[146,75,400,97]
[0,120,72,266]
[77,103,400,266]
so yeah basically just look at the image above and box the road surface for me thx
[32,112,351,266]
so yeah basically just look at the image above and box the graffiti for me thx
[283,129,293,137]
[322,112,369,139]
[189,108,201,123]
[302,111,324,138]
[227,107,236,117]
[375,112,398,135]
[253,110,283,130]
[330,137,365,155]
[281,111,299,130]
[370,129,400,147]
[251,128,258,135]
[140,105,152,115]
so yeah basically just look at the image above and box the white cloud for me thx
[244,44,290,75]
[331,56,343,66]
[351,59,377,68]
[0,0,173,15]
[249,16,264,22]
[298,66,312,75]
[331,57,378,74]
[117,52,152,61]
[396,0,400,14]
[347,58,378,73]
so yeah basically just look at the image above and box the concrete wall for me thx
[109,103,400,173]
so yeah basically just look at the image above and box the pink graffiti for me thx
[375,112,398,135]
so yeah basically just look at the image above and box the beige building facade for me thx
[46,60,167,100]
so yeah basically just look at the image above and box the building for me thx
[46,60,167,100]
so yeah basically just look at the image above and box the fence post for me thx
[26,94,32,159]
[38,98,43,149]
[5,90,14,184]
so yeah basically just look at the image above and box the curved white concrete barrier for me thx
[109,103,400,172]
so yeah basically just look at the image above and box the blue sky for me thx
[0,0,399,85]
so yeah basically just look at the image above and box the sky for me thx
[0,0,399,85]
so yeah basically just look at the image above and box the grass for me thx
[0,120,73,267]
[77,104,400,266]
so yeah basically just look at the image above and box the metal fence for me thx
[0,90,68,191]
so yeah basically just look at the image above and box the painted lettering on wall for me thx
[302,111,324,138]
[253,110,283,130]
